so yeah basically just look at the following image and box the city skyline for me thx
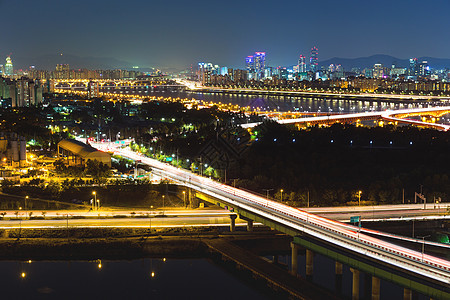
[2,0,450,70]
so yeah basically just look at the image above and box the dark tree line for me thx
[229,122,450,207]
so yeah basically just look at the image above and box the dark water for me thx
[2,253,432,300]
[0,258,270,300]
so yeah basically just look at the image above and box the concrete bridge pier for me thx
[272,255,278,264]
[335,261,343,275]
[350,268,360,300]
[372,276,380,300]
[229,215,237,232]
[335,261,343,294]
[403,288,412,300]
[290,242,298,276]
[305,249,314,278]
[246,220,253,232]
[238,215,254,232]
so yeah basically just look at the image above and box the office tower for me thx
[245,52,266,80]
[245,56,254,73]
[5,56,13,76]
[310,47,318,73]
[253,52,266,79]
[419,61,430,77]
[409,58,418,76]
[298,55,307,73]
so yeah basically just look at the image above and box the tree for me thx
[85,160,111,181]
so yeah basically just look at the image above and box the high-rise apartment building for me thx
[373,63,384,78]
[55,64,70,79]
[310,47,318,73]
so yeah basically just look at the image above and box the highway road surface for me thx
[92,143,450,286]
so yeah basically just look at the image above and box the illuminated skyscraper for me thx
[298,55,307,73]
[409,58,418,76]
[310,47,318,73]
[419,61,430,77]
[5,56,13,76]
[245,52,266,80]
[245,56,254,73]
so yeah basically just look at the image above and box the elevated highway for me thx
[241,106,450,131]
[93,142,450,299]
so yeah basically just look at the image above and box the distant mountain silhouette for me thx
[320,54,450,70]
[14,54,134,70]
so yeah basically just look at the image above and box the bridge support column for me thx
[272,255,278,264]
[290,242,298,276]
[229,215,237,232]
[372,276,380,300]
[246,220,253,232]
[305,249,313,277]
[350,268,360,300]
[335,261,343,275]
[335,261,343,294]
[403,288,412,300]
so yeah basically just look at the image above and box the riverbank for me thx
[0,228,286,261]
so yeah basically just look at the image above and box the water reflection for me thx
[1,258,270,299]
[128,90,442,114]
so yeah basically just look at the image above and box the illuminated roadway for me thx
[93,142,450,288]
[0,214,249,230]
[241,106,450,130]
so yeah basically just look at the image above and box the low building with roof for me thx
[57,139,111,167]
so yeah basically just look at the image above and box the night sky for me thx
[2,0,450,69]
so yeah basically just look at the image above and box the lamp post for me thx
[280,189,284,203]
[357,190,362,206]
[263,189,273,199]
[418,235,431,262]
[25,196,29,219]
[92,191,96,211]
[162,195,165,215]
[149,205,153,233]
[182,191,186,208]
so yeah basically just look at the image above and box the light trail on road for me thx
[93,142,450,286]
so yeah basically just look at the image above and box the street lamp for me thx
[182,191,186,208]
[25,196,29,219]
[149,205,153,232]
[92,191,96,211]
[357,191,362,206]
[280,189,284,203]
[418,235,431,262]
[162,195,165,215]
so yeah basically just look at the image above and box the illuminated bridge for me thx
[242,106,450,131]
[53,79,185,89]
[93,142,450,299]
